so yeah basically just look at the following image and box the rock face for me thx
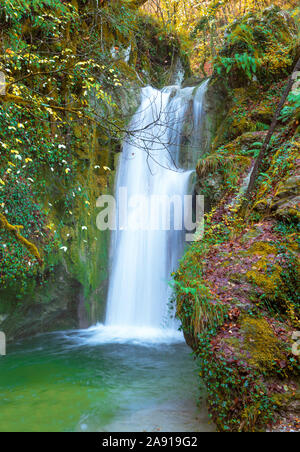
[0,266,83,342]
[250,106,274,125]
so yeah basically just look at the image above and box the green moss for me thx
[271,388,300,410]
[246,265,282,294]
[244,240,299,326]
[115,60,140,83]
[231,115,255,136]
[245,242,283,297]
[248,241,277,256]
[175,6,300,433]
[241,317,286,374]
[135,13,191,87]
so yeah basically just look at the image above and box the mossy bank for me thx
[175,6,300,432]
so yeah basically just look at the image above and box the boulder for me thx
[271,175,300,220]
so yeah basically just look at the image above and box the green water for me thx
[0,330,214,432]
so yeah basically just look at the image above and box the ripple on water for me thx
[0,330,215,432]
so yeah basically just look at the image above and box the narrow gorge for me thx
[0,0,299,433]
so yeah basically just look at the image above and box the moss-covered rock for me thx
[250,105,274,125]
[175,3,300,434]
[215,6,298,89]
[271,176,300,221]
[241,317,286,373]
[175,206,299,431]
[0,265,83,341]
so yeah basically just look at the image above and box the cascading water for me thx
[92,81,208,343]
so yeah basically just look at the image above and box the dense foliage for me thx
[144,0,299,73]
[0,0,185,307]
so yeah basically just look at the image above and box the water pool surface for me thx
[0,328,214,432]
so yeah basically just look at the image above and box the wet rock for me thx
[236,131,268,148]
[0,266,84,342]
[195,173,223,212]
[182,76,205,88]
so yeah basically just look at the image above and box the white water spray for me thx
[92,82,208,343]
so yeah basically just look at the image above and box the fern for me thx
[280,91,300,122]
[216,52,260,80]
[196,154,251,178]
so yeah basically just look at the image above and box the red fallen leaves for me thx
[228,307,241,321]
[268,415,300,432]
[203,218,282,310]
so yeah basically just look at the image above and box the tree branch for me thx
[0,213,43,266]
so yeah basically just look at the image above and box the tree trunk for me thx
[98,0,148,7]
[129,0,149,7]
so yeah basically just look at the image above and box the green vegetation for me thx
[215,6,298,86]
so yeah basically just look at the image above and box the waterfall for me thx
[91,82,208,343]
[192,80,209,157]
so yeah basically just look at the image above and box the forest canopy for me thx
[143,0,299,73]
